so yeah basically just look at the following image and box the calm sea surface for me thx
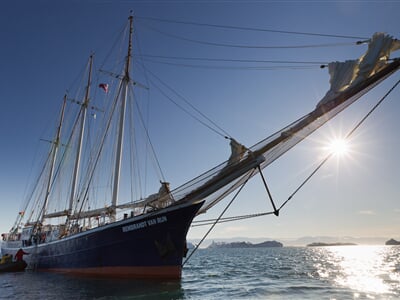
[1,246,399,299]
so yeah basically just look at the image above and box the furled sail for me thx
[170,33,400,214]
[318,33,400,106]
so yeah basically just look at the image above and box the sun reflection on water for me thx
[312,245,400,297]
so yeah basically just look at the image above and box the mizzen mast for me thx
[68,54,93,216]
[40,95,67,223]
[111,15,134,220]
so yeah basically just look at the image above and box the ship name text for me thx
[122,216,168,233]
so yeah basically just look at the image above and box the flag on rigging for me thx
[99,83,109,93]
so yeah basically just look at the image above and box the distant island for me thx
[385,239,400,245]
[208,240,283,249]
[307,242,357,247]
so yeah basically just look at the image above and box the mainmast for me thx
[40,95,67,223]
[111,15,134,220]
[68,55,93,216]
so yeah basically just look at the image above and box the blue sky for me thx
[0,1,399,241]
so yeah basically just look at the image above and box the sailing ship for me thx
[1,15,400,278]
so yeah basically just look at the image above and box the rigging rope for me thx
[192,211,276,227]
[141,24,358,50]
[138,58,319,71]
[132,89,166,183]
[136,16,368,40]
[280,78,400,211]
[182,168,256,267]
[133,26,154,195]
[139,65,232,139]
[135,54,328,65]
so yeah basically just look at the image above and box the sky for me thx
[0,1,399,243]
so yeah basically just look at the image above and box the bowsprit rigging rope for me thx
[189,78,400,232]
[192,211,276,227]
[278,78,400,211]
[182,168,256,267]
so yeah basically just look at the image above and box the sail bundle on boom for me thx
[169,33,400,214]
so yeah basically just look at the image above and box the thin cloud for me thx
[358,210,376,215]
[222,226,248,234]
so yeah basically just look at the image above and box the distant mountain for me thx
[208,240,283,249]
[385,239,400,245]
[279,236,395,246]
[189,237,274,248]
[188,236,396,248]
[307,242,357,247]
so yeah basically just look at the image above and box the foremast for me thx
[111,15,134,221]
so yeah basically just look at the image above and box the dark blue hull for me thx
[2,201,202,278]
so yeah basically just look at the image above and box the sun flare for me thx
[327,138,349,156]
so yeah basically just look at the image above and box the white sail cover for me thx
[318,33,400,106]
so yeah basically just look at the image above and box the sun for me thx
[327,138,349,156]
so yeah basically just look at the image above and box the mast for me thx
[111,15,133,220]
[40,95,67,223]
[68,55,93,216]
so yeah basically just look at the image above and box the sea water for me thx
[1,246,399,299]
